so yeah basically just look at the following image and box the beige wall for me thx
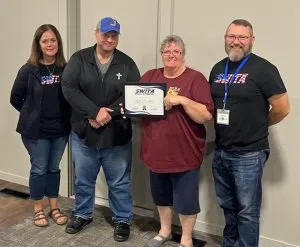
[0,0,299,246]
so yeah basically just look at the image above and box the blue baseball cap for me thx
[98,17,120,33]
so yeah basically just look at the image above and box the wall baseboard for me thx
[194,220,298,247]
[0,171,28,186]
[259,236,299,247]
[194,219,223,236]
[94,196,154,218]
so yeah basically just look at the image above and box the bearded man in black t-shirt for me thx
[209,19,290,247]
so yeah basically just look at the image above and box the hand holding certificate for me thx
[124,82,166,117]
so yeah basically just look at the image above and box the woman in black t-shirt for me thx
[10,24,70,227]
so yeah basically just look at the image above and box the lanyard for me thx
[223,54,250,108]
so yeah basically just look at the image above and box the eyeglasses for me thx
[225,34,252,42]
[161,50,183,57]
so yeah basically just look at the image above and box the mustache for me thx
[230,44,243,48]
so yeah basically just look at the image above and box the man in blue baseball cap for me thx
[62,17,140,242]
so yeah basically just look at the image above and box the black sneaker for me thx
[65,215,93,234]
[113,222,130,242]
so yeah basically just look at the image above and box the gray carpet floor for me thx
[0,196,212,247]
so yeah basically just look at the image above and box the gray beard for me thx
[227,47,252,62]
[228,51,245,62]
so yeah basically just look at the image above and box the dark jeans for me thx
[212,149,269,247]
[71,132,133,223]
[22,136,68,200]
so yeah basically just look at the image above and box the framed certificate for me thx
[124,82,166,117]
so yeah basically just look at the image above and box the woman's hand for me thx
[163,95,182,111]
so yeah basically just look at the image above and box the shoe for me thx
[114,222,130,242]
[147,234,173,247]
[65,215,92,234]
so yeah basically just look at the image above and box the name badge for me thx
[217,109,230,125]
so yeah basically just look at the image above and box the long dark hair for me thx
[27,24,66,67]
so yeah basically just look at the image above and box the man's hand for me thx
[95,107,113,126]
[88,119,101,129]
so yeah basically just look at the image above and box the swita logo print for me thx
[135,88,155,95]
[215,73,248,84]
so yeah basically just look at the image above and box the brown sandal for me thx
[33,209,49,227]
[48,208,68,225]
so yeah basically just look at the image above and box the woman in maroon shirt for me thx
[140,35,214,247]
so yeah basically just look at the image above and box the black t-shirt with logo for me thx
[39,63,65,138]
[209,53,287,151]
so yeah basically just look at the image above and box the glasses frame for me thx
[225,34,253,42]
[161,50,183,57]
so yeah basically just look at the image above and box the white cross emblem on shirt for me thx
[116,73,122,80]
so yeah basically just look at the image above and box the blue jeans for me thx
[22,136,69,200]
[212,149,269,247]
[71,132,132,223]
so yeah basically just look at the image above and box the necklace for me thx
[45,64,56,76]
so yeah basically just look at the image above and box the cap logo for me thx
[110,20,117,26]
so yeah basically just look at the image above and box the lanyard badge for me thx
[217,109,230,125]
[217,54,250,125]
